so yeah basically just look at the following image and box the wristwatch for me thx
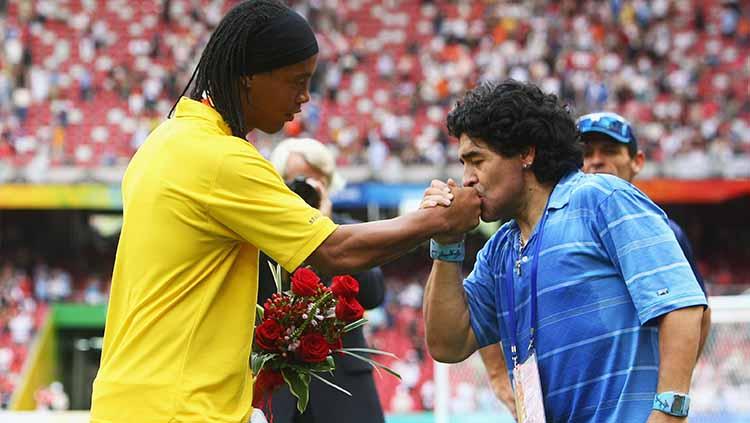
[652,391,690,417]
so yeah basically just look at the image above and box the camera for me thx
[286,176,321,209]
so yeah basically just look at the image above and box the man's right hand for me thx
[421,179,481,243]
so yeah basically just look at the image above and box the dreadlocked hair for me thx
[170,0,288,138]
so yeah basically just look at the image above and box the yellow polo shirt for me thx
[90,98,337,423]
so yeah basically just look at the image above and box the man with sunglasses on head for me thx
[577,111,711,357]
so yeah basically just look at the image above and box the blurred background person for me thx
[257,137,386,423]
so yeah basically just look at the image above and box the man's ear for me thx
[631,150,646,175]
[520,146,536,166]
[241,75,253,88]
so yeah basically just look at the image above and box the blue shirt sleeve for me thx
[668,219,707,297]
[594,188,707,325]
[463,239,501,348]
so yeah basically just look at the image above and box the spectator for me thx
[0,1,746,174]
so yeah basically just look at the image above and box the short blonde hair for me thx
[269,137,346,194]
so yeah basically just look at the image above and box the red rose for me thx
[298,333,330,363]
[331,275,360,298]
[335,296,365,322]
[327,336,343,352]
[291,268,320,297]
[252,369,284,408]
[255,319,283,351]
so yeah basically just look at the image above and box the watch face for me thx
[671,395,685,413]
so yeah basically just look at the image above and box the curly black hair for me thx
[170,0,288,137]
[447,80,583,184]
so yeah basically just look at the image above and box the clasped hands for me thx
[421,178,481,243]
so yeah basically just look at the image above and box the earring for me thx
[522,163,530,169]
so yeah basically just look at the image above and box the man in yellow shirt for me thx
[90,1,480,422]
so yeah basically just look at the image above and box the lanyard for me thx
[502,199,551,366]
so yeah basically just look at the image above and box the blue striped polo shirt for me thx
[463,170,706,422]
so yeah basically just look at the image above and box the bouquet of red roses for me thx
[251,264,399,414]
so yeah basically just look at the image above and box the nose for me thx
[462,169,478,188]
[297,88,311,105]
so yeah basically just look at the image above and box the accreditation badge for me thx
[512,352,547,423]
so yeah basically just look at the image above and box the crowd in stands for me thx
[33,381,69,411]
[0,0,748,182]
[0,256,106,409]
[0,260,47,409]
[691,322,750,415]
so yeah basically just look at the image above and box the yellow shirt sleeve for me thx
[204,147,337,272]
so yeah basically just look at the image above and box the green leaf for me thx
[307,356,336,372]
[255,304,264,321]
[282,368,311,413]
[340,347,399,359]
[267,261,284,294]
[251,353,278,376]
[336,350,401,380]
[282,361,335,373]
[309,372,352,397]
[342,318,368,332]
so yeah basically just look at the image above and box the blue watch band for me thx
[653,391,690,417]
[430,239,465,262]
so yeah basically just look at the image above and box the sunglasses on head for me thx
[576,114,636,144]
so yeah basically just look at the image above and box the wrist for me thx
[433,234,465,244]
[430,208,454,238]
[648,410,686,423]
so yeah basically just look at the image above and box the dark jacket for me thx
[256,213,386,423]
[667,218,706,296]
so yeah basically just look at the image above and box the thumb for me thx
[447,178,459,189]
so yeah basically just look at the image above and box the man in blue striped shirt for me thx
[422,81,706,422]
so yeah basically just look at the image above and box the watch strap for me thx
[430,239,465,262]
[653,391,690,417]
